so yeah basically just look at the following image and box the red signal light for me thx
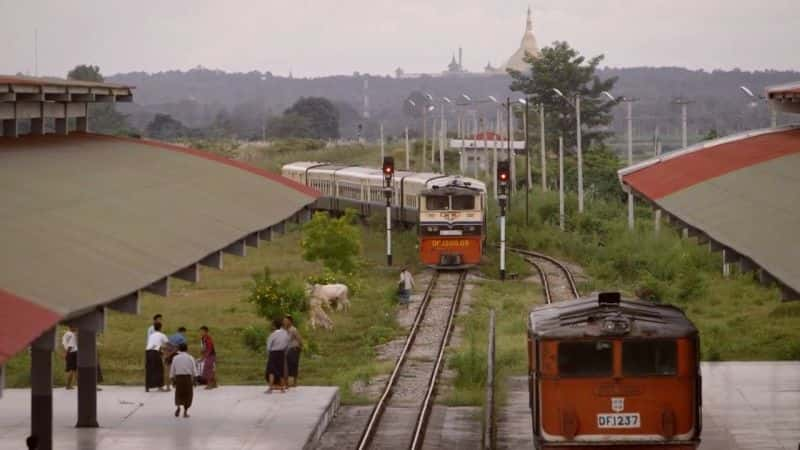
[497,161,510,184]
[382,156,395,177]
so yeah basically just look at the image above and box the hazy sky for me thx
[2,0,798,78]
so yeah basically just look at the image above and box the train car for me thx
[418,179,486,267]
[528,292,701,450]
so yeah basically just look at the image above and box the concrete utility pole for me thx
[673,98,693,148]
[483,117,489,176]
[558,136,565,231]
[539,102,546,191]
[405,127,410,170]
[422,108,427,170]
[440,117,446,173]
[431,118,437,168]
[508,101,516,193]
[379,122,384,164]
[473,111,479,178]
[605,91,638,231]
[576,95,583,213]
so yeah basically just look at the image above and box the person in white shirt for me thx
[398,267,415,305]
[169,343,197,418]
[145,322,169,392]
[265,319,290,393]
[61,326,78,390]
[146,313,162,343]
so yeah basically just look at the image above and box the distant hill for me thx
[109,67,799,148]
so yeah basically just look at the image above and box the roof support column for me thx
[55,118,68,136]
[31,327,56,450]
[2,119,18,137]
[653,208,661,235]
[68,309,105,428]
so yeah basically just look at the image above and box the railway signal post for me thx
[498,161,510,281]
[383,156,394,266]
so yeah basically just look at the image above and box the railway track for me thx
[509,248,579,304]
[357,270,467,450]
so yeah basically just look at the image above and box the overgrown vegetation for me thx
[301,210,361,273]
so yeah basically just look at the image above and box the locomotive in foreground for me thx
[528,292,701,450]
[281,162,486,268]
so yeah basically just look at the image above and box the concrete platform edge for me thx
[303,388,340,450]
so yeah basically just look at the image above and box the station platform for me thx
[0,385,338,450]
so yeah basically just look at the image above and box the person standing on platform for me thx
[146,314,163,340]
[265,319,289,393]
[283,315,303,388]
[170,342,197,418]
[145,322,169,392]
[199,326,218,389]
[61,325,78,390]
[398,267,415,305]
[164,327,187,370]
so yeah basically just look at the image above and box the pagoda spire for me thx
[526,5,532,32]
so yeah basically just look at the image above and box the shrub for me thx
[242,325,267,353]
[301,210,361,273]
[244,268,307,323]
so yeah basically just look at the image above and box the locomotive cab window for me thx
[451,195,475,210]
[558,341,613,377]
[623,340,677,376]
[426,195,449,210]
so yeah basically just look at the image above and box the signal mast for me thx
[497,160,510,280]
[383,157,394,266]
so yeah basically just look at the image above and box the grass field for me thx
[4,220,423,404]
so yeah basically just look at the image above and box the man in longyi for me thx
[170,343,197,418]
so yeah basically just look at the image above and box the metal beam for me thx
[199,251,223,270]
[107,291,140,315]
[144,277,169,297]
[173,264,200,283]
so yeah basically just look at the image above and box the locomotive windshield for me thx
[623,340,677,376]
[425,195,449,210]
[557,341,613,377]
[451,195,475,210]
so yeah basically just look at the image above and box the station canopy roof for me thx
[0,134,319,364]
[619,126,800,296]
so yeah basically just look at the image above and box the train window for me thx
[426,195,449,210]
[623,340,677,376]
[558,341,613,377]
[452,195,475,210]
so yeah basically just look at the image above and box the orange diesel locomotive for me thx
[418,181,486,267]
[528,292,701,450]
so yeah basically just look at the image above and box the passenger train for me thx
[281,162,487,267]
[528,292,701,449]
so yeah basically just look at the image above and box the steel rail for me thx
[508,247,579,300]
[356,270,441,450]
[410,270,467,449]
[525,257,553,305]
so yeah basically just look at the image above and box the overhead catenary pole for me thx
[460,111,466,174]
[483,118,489,176]
[440,117,446,173]
[522,99,530,226]
[559,136,565,231]
[473,112,479,177]
[508,101,516,193]
[539,103,546,191]
[379,122,384,164]
[506,98,512,193]
[422,108,427,171]
[431,118,437,168]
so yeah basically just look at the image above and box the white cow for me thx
[309,297,334,331]
[309,283,351,312]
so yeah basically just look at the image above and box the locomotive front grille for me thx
[439,253,463,266]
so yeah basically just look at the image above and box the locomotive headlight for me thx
[427,226,438,232]
[467,226,476,232]
[602,318,631,334]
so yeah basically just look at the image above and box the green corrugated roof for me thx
[0,134,316,317]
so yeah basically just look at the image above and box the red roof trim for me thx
[84,133,322,199]
[0,289,61,365]
[623,129,800,199]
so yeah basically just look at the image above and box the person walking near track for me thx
[61,325,78,390]
[398,266,415,305]
[283,315,303,388]
[145,322,169,392]
[199,326,218,389]
[170,343,197,418]
[265,319,289,393]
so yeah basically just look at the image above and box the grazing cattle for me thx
[309,297,334,330]
[309,283,351,312]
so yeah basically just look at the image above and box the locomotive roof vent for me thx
[598,292,621,306]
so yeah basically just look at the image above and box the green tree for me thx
[300,210,360,273]
[145,113,189,140]
[244,268,307,323]
[284,97,340,139]
[265,113,312,139]
[66,65,136,136]
[509,41,618,150]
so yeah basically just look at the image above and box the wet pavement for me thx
[0,385,338,450]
